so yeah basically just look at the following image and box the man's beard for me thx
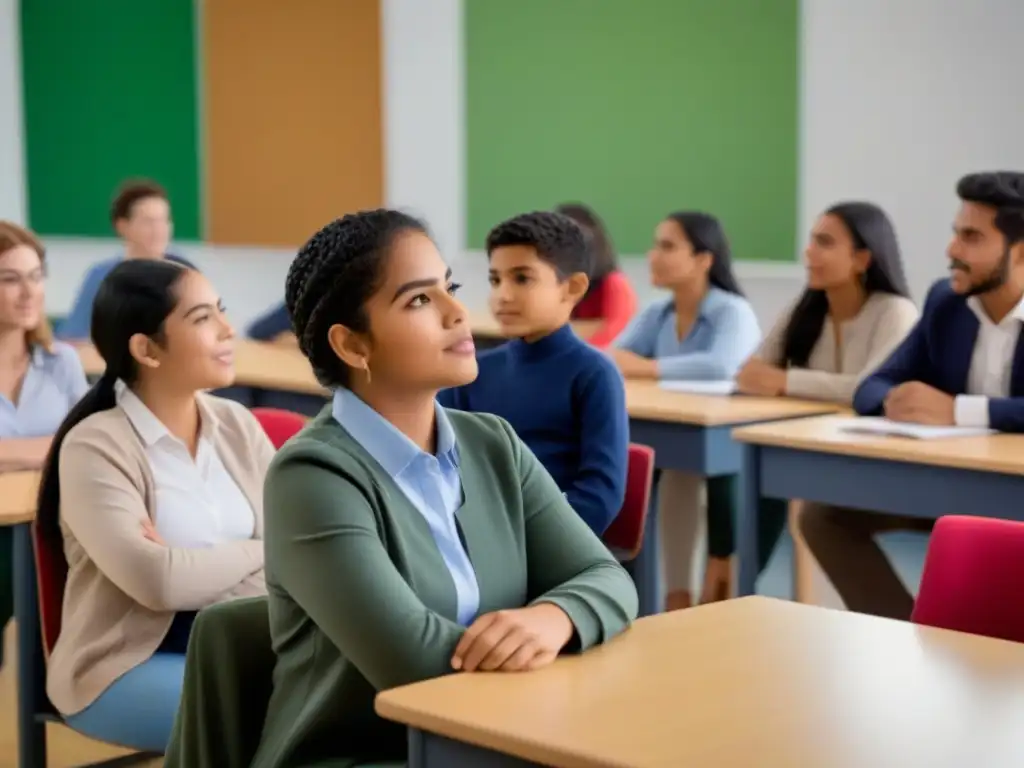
[951,247,1011,297]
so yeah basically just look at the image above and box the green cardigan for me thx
[251,407,638,767]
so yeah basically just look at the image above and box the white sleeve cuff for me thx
[954,395,990,427]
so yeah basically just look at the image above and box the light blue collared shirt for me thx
[0,342,89,438]
[613,286,761,380]
[332,389,480,625]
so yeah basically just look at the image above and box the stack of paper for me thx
[658,380,736,396]
[836,416,995,440]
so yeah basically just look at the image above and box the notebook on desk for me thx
[837,416,995,440]
[658,380,736,396]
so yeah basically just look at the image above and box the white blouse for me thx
[116,383,255,547]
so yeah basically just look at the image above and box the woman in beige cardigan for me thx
[34,259,273,753]
[700,202,920,599]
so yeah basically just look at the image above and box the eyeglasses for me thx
[0,268,46,288]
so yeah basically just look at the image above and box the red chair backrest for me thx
[31,521,68,658]
[602,443,655,560]
[251,407,306,449]
[912,516,1024,643]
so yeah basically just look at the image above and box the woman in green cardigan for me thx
[250,210,638,767]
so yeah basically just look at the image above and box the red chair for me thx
[912,516,1024,643]
[26,522,155,766]
[602,444,655,561]
[31,522,65,661]
[252,407,306,449]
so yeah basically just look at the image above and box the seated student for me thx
[248,210,637,767]
[38,259,272,752]
[57,179,195,340]
[556,203,638,347]
[801,171,1024,620]
[611,211,760,609]
[437,211,628,535]
[247,302,293,344]
[701,202,917,596]
[0,222,88,667]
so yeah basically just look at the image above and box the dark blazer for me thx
[854,279,1024,432]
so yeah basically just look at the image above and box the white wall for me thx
[381,0,464,260]
[0,0,26,224]
[800,0,1024,303]
[4,0,1024,331]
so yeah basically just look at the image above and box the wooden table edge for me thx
[730,416,1024,474]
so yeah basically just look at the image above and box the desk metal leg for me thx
[14,523,46,768]
[737,444,760,597]
[408,729,545,767]
[628,475,663,617]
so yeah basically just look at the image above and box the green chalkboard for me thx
[20,0,201,238]
[465,0,799,261]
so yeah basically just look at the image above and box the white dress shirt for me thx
[955,297,1024,427]
[116,382,255,547]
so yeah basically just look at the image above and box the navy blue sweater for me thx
[437,324,629,535]
[248,302,291,341]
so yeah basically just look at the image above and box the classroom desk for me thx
[76,339,328,397]
[732,414,1024,596]
[466,311,600,341]
[376,596,1024,768]
[0,471,47,768]
[622,384,838,615]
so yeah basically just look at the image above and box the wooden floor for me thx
[0,626,162,767]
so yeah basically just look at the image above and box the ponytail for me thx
[36,373,119,543]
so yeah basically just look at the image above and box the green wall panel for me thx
[20,0,201,238]
[466,0,799,261]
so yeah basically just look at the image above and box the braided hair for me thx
[485,211,592,279]
[285,209,429,388]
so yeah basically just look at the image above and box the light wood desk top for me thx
[624,381,840,426]
[376,597,1024,768]
[467,310,601,340]
[733,414,1024,475]
[77,340,329,397]
[0,471,40,525]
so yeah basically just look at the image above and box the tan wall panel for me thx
[203,0,383,246]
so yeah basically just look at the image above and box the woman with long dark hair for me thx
[555,203,637,347]
[611,211,760,611]
[699,202,918,599]
[38,259,272,753]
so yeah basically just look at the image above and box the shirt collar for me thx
[29,345,46,367]
[115,380,219,447]
[507,323,576,362]
[966,295,1024,328]
[332,388,459,477]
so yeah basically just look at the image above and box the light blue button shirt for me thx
[332,389,480,625]
[613,286,761,380]
[0,342,89,438]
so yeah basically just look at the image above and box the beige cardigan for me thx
[756,291,919,405]
[47,393,274,716]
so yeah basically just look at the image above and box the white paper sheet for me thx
[658,380,736,396]
[836,416,995,440]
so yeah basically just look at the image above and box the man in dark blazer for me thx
[800,171,1024,620]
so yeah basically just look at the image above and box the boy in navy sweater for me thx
[438,211,629,534]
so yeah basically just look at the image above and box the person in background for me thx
[556,203,638,347]
[38,259,272,752]
[801,171,1024,620]
[0,221,88,668]
[245,210,637,767]
[57,179,195,340]
[438,211,628,535]
[702,202,918,597]
[247,302,293,345]
[612,211,760,609]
